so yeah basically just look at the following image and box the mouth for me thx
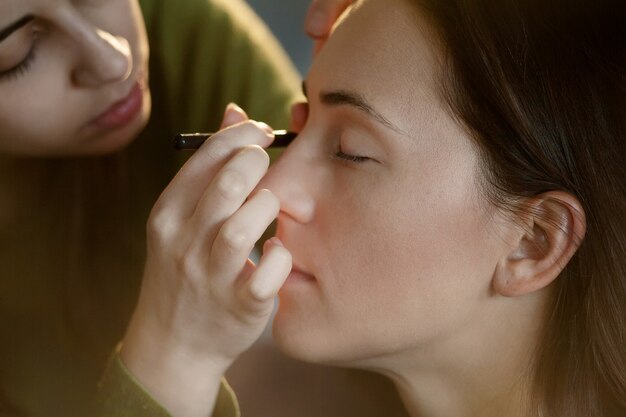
[286,264,317,285]
[87,81,144,131]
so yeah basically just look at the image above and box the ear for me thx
[493,191,587,297]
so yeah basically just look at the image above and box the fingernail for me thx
[263,237,284,255]
[254,121,274,136]
[223,103,242,126]
[227,102,244,113]
[269,237,284,247]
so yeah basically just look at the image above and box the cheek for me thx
[314,164,501,353]
[0,76,76,154]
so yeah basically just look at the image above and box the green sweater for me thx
[0,0,300,415]
[97,345,240,417]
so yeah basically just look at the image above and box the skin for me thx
[262,2,534,415]
[267,0,514,365]
[121,107,293,417]
[0,0,338,157]
[125,1,565,416]
[263,1,584,416]
[0,0,333,415]
[0,0,150,157]
[0,0,586,416]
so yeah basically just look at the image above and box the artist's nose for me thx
[258,140,316,225]
[72,29,132,88]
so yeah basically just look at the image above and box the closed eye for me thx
[332,148,372,164]
[0,43,38,81]
[0,17,41,82]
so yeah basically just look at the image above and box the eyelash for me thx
[0,38,40,82]
[333,147,371,164]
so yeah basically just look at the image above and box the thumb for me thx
[221,103,249,129]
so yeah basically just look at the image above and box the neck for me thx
[360,293,549,417]
[391,359,530,417]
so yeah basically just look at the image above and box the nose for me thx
[258,143,316,225]
[71,28,133,88]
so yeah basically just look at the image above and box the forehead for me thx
[307,0,446,135]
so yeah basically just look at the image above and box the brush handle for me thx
[174,130,297,150]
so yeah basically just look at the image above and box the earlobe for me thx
[493,191,586,297]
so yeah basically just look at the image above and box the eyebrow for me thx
[0,15,34,42]
[320,89,404,134]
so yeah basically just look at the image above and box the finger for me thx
[305,0,353,39]
[289,102,309,133]
[206,189,280,280]
[206,189,280,285]
[245,238,292,303]
[155,122,273,220]
[205,191,280,291]
[190,145,270,246]
[220,103,249,129]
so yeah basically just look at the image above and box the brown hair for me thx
[411,0,626,415]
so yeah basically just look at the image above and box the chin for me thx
[272,320,324,364]
[272,302,406,370]
[272,305,355,366]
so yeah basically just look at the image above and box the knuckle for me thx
[147,210,170,244]
[203,144,230,163]
[215,169,247,200]
[176,252,201,281]
[218,223,250,254]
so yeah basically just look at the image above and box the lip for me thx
[285,264,317,286]
[88,81,143,131]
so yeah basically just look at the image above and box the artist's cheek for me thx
[28,81,73,133]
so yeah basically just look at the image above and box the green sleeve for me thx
[97,346,240,417]
[139,0,303,134]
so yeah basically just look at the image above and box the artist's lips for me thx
[89,82,143,130]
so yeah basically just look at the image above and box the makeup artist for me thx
[0,0,306,415]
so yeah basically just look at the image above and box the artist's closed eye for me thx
[0,45,38,81]
[0,19,41,82]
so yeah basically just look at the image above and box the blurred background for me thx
[247,0,313,76]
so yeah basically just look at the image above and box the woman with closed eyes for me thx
[116,0,625,416]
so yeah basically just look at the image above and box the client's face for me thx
[0,0,150,156]
[260,0,515,367]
